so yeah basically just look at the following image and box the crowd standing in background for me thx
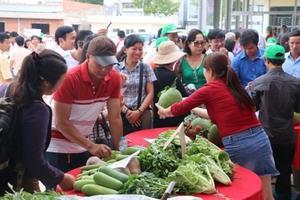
[0,23,300,200]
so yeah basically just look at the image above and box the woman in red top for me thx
[156,53,278,200]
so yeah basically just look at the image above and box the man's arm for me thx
[107,98,123,150]
[54,101,111,157]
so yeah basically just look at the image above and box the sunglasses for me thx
[193,40,206,46]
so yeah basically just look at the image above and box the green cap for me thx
[161,23,179,37]
[266,37,278,47]
[155,37,169,48]
[264,44,285,60]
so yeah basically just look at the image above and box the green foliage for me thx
[133,0,180,16]
[75,0,104,5]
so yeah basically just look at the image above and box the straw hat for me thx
[151,41,186,65]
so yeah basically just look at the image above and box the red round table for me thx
[292,125,300,190]
[63,128,263,200]
[126,128,263,200]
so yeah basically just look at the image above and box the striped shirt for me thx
[47,61,121,153]
[114,60,156,108]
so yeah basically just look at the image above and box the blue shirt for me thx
[232,48,266,87]
[282,52,300,79]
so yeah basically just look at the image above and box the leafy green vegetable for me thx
[1,186,60,200]
[187,153,231,185]
[121,172,170,199]
[187,136,234,177]
[139,130,181,178]
[167,160,216,194]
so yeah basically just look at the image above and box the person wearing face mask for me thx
[115,34,156,135]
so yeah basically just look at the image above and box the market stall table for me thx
[292,125,300,190]
[62,128,263,200]
[125,128,263,200]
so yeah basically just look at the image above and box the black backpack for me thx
[0,85,19,195]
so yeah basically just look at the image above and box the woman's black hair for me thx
[203,53,255,109]
[183,29,204,55]
[116,34,144,62]
[79,34,98,64]
[12,49,67,105]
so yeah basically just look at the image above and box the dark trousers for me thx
[46,151,91,173]
[271,143,295,200]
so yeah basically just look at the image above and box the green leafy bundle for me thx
[121,172,170,198]
[139,130,181,178]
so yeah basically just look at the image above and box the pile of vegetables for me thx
[73,148,143,196]
[72,127,234,198]
[136,130,234,196]
[1,187,59,200]
[184,114,222,146]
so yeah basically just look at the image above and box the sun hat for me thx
[161,24,180,37]
[151,41,186,65]
[264,44,285,60]
[266,37,278,47]
[87,36,118,67]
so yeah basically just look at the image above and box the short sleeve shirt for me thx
[0,49,12,83]
[114,61,156,108]
[47,62,121,153]
[282,52,300,79]
[232,49,266,87]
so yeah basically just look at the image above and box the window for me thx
[0,22,4,32]
[126,29,134,34]
[31,23,49,34]
[138,29,146,32]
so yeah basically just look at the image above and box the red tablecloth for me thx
[293,125,300,169]
[292,125,300,190]
[63,128,263,200]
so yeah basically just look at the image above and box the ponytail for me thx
[226,67,255,109]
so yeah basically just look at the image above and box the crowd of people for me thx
[0,23,299,200]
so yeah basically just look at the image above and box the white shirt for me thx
[54,45,78,69]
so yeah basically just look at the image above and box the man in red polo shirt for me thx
[46,36,123,172]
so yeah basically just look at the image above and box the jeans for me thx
[222,126,279,176]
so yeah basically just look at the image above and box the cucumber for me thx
[73,179,95,191]
[81,184,119,196]
[80,163,103,171]
[122,146,145,155]
[76,175,94,181]
[80,168,98,176]
[98,166,129,183]
[115,154,129,161]
[93,172,123,190]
